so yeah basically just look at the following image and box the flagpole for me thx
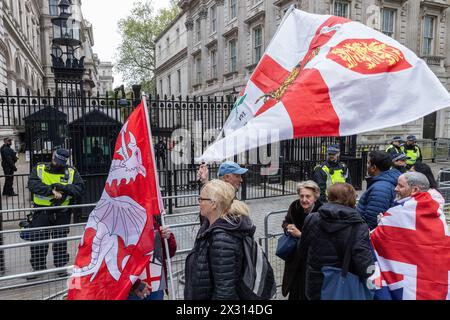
[142,92,177,300]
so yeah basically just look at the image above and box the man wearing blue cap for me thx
[197,161,248,191]
[196,161,248,225]
[401,135,422,169]
[312,144,351,203]
[385,136,403,160]
[27,148,85,278]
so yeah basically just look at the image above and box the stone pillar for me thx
[406,0,421,55]
[216,0,225,93]
[185,14,194,94]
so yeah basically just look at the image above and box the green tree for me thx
[116,1,180,94]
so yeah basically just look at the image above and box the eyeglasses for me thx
[198,197,213,203]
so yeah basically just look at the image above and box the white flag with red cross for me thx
[200,8,450,162]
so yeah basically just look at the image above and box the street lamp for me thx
[50,0,84,91]
[114,85,129,107]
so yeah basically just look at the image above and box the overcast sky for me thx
[82,0,171,87]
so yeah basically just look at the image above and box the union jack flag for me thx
[370,192,450,300]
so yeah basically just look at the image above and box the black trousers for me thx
[2,167,14,195]
[29,209,71,271]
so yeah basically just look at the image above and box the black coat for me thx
[184,216,256,300]
[299,203,374,300]
[281,199,322,299]
[28,163,86,206]
[0,144,17,172]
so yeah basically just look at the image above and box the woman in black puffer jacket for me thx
[184,179,255,300]
[299,183,375,300]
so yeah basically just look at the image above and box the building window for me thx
[158,45,162,57]
[176,28,180,45]
[166,37,170,54]
[253,26,263,63]
[381,8,395,37]
[196,19,201,42]
[333,1,349,18]
[230,0,237,20]
[49,0,58,16]
[210,50,217,78]
[423,15,435,56]
[168,74,172,96]
[195,57,202,84]
[211,5,217,33]
[229,39,237,72]
[177,69,181,93]
[159,79,163,95]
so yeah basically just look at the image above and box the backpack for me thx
[238,235,277,300]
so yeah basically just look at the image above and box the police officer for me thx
[1,137,18,196]
[391,153,409,174]
[312,144,351,203]
[27,149,85,278]
[385,136,403,161]
[402,135,422,169]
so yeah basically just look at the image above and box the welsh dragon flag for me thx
[68,100,164,300]
[200,7,450,162]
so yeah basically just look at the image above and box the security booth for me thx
[24,107,68,168]
[68,109,122,222]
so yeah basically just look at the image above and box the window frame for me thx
[230,0,237,20]
[422,15,436,56]
[333,0,350,18]
[229,39,237,73]
[210,49,217,78]
[381,7,396,38]
[195,56,202,84]
[210,5,217,34]
[253,26,263,64]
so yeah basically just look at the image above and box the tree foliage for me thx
[116,1,180,93]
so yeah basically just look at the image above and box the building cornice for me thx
[420,0,450,11]
[222,26,239,39]
[156,47,188,74]
[155,12,186,43]
[244,10,266,25]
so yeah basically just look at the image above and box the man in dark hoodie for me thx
[357,151,401,230]
[299,183,374,300]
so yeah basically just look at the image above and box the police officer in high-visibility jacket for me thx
[401,135,422,170]
[27,149,85,278]
[312,145,351,203]
[385,136,403,161]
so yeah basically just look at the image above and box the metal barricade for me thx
[0,195,201,300]
[434,139,450,162]
[261,209,288,298]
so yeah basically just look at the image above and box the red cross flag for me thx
[200,8,450,162]
[68,99,165,300]
[371,192,450,300]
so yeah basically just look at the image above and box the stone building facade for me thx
[97,61,114,94]
[0,0,113,95]
[155,12,189,98]
[156,0,450,143]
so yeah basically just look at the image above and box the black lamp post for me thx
[50,0,84,94]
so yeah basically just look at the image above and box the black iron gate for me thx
[0,88,363,218]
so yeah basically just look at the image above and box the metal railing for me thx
[1,197,448,300]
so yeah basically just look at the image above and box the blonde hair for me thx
[201,179,249,223]
[297,180,320,199]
